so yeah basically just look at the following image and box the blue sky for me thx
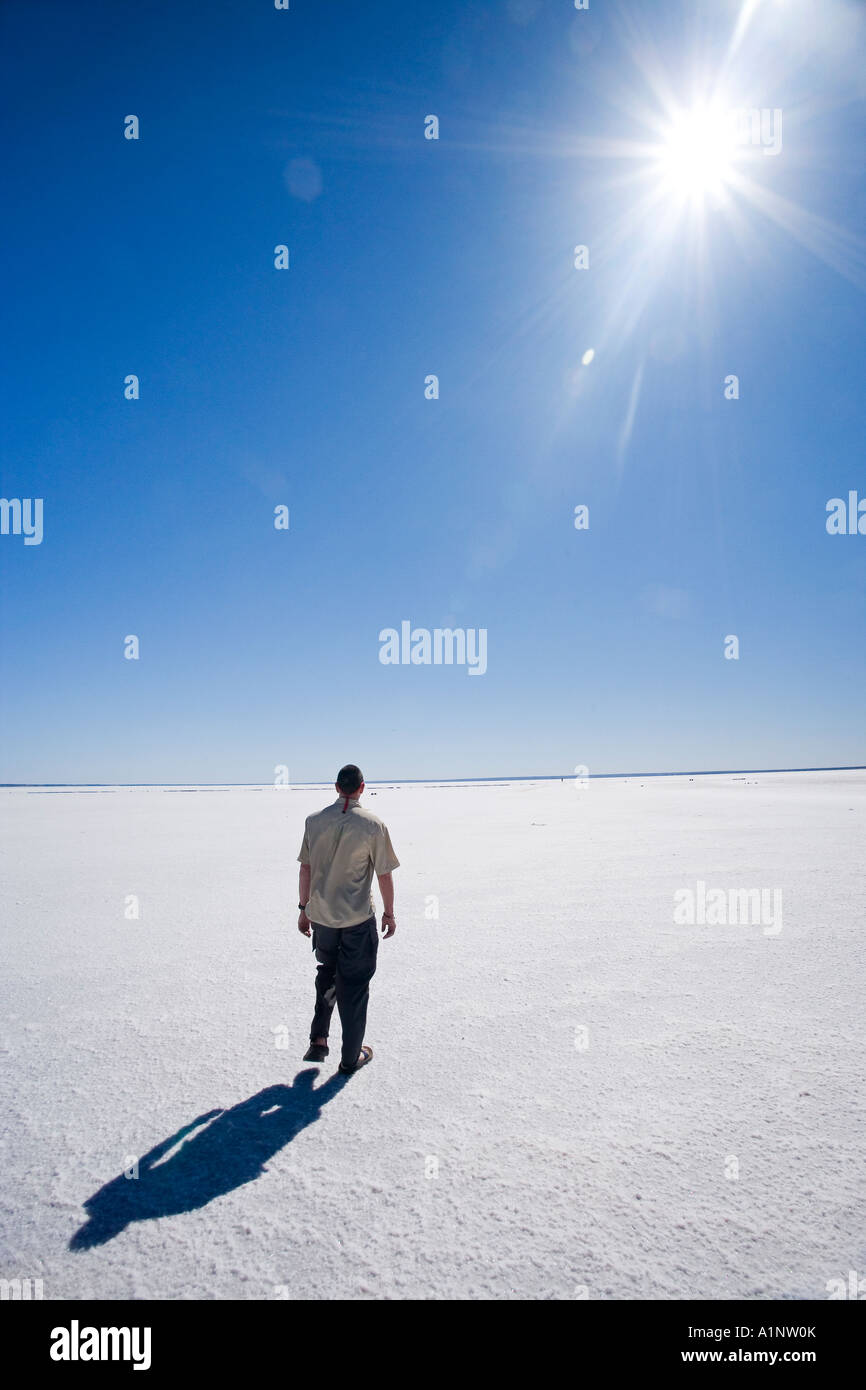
[1,0,864,783]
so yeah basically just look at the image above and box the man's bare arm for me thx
[297,864,312,936]
[377,871,396,938]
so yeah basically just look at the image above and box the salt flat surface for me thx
[1,772,864,1300]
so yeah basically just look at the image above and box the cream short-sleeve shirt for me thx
[298,797,400,928]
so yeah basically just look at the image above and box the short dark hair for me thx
[336,764,364,793]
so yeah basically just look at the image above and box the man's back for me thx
[299,797,400,929]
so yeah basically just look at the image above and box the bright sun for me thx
[657,104,740,201]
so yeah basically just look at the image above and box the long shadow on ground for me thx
[70,1070,347,1250]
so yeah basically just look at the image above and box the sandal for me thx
[339,1045,373,1074]
[303,1042,329,1062]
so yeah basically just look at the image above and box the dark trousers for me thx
[309,916,379,1069]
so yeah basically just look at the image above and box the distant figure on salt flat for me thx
[296,764,399,1074]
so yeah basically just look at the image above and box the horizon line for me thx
[2,764,865,788]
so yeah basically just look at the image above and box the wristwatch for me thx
[298,902,308,911]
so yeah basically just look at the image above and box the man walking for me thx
[297,765,399,1073]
